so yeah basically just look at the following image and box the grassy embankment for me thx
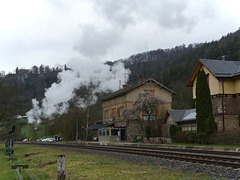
[20,119,45,139]
[0,144,215,180]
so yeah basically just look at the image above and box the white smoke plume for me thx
[27,57,130,123]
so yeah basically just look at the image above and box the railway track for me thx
[18,142,240,169]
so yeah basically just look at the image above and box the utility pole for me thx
[86,108,89,141]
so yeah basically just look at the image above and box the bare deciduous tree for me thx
[124,92,165,130]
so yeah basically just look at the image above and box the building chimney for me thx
[222,55,229,61]
[119,80,121,89]
[138,76,143,82]
[222,55,226,61]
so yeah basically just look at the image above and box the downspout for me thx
[222,80,225,132]
[124,94,127,126]
[124,94,127,141]
[124,94,127,110]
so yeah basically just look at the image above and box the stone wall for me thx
[143,137,172,143]
[99,136,120,142]
[214,114,224,132]
[212,95,240,115]
[224,115,240,132]
[162,123,170,137]
[214,114,240,132]
[126,120,143,142]
[212,95,240,132]
[162,116,175,138]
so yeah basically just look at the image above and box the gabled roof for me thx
[168,109,196,123]
[201,59,240,77]
[86,122,113,130]
[101,78,175,101]
[187,59,240,86]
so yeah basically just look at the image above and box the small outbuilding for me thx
[162,109,196,137]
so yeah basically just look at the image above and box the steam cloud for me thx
[27,57,130,123]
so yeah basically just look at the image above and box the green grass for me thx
[0,146,17,179]
[17,119,28,123]
[21,125,31,137]
[0,144,216,180]
[21,125,46,139]
[36,125,45,137]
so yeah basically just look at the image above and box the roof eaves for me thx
[101,78,175,101]
[168,109,185,122]
[176,119,196,124]
[149,78,176,94]
[186,59,202,87]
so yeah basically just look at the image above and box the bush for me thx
[213,133,240,145]
[186,131,197,143]
[145,126,151,138]
[185,131,213,144]
[169,124,178,141]
[18,121,28,127]
[176,131,189,143]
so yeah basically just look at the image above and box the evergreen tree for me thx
[205,114,216,135]
[169,124,178,141]
[195,69,213,132]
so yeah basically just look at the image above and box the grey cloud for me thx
[73,25,121,58]
[94,0,215,33]
[154,0,215,31]
[155,1,197,31]
[73,0,217,59]
[93,0,136,29]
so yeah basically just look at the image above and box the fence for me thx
[143,137,172,144]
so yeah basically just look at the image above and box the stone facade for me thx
[211,95,240,132]
[126,120,143,141]
[98,136,120,142]
[162,116,175,137]
[214,114,240,132]
[212,95,240,115]
[162,123,171,137]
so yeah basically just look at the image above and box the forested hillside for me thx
[2,66,62,115]
[2,29,240,114]
[0,29,240,140]
[115,29,240,109]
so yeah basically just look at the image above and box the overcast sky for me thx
[0,0,240,73]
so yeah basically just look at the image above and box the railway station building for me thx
[97,78,175,142]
